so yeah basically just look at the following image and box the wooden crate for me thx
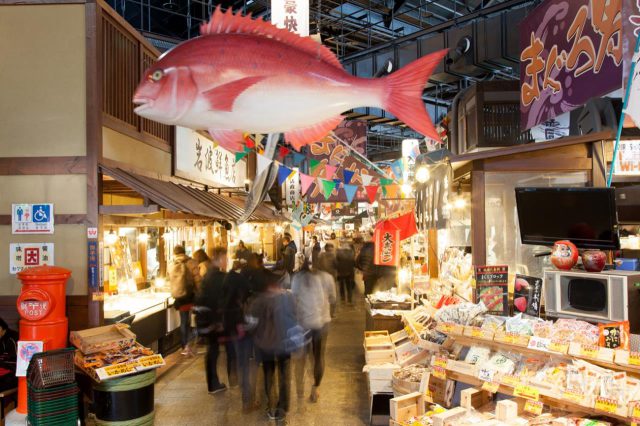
[366,348,396,365]
[460,388,492,409]
[390,392,425,422]
[432,406,467,426]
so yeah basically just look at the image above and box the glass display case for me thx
[484,171,589,278]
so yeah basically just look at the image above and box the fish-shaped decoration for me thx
[133,6,447,152]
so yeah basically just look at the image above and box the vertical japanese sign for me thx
[285,167,301,207]
[520,0,623,130]
[474,265,509,316]
[12,204,54,234]
[9,243,54,274]
[271,0,309,36]
[514,274,543,317]
[174,127,246,188]
[88,240,99,290]
[374,226,400,266]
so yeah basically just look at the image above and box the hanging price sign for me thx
[580,344,599,359]
[482,381,500,394]
[562,390,586,404]
[500,374,522,388]
[524,400,544,415]
[630,402,640,422]
[431,366,447,381]
[548,340,569,354]
[595,397,618,414]
[630,351,640,366]
[433,357,448,369]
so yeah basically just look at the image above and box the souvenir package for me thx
[598,321,630,350]
[486,352,520,374]
[393,364,429,383]
[531,320,554,339]
[549,319,599,346]
[533,360,567,389]
[434,301,487,325]
[505,314,541,336]
[464,346,492,365]
[479,315,506,332]
[513,357,546,379]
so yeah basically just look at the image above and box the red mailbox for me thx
[15,266,71,414]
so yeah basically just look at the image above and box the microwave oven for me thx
[544,269,640,333]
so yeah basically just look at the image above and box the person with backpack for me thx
[291,256,335,404]
[247,271,304,422]
[196,247,233,394]
[168,245,198,356]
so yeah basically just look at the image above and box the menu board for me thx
[474,265,509,315]
[514,274,543,317]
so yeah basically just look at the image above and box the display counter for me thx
[104,290,177,351]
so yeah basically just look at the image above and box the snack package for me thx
[464,346,492,365]
[513,357,546,380]
[532,320,554,339]
[480,315,507,332]
[599,371,627,404]
[565,364,587,394]
[505,314,541,336]
[598,321,630,350]
[434,301,487,326]
[550,319,599,346]
[533,359,567,389]
[486,352,520,374]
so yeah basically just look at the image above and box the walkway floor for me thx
[154,296,370,425]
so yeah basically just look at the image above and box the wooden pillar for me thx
[138,228,147,281]
[206,225,214,257]
[158,227,166,278]
[428,229,439,277]
[471,171,486,266]
[592,140,607,187]
[85,1,104,327]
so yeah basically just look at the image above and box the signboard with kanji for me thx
[285,167,301,207]
[174,127,246,188]
[519,0,623,130]
[9,243,54,274]
[271,0,309,36]
[12,203,54,235]
[374,226,400,267]
[614,140,640,175]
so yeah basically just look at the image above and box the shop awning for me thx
[100,166,282,223]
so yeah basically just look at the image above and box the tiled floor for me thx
[153,296,370,425]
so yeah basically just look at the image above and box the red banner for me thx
[374,223,401,267]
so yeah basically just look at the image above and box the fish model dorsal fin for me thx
[200,6,343,70]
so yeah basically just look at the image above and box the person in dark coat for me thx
[282,235,296,275]
[336,244,356,304]
[356,239,377,295]
[311,236,321,264]
[196,247,234,394]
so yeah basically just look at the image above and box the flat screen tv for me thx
[515,187,619,249]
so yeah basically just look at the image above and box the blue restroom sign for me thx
[12,204,54,235]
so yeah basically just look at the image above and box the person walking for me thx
[356,237,378,295]
[192,249,210,292]
[248,271,301,422]
[235,241,252,263]
[196,247,233,394]
[318,243,337,281]
[282,235,296,275]
[291,257,334,404]
[168,245,198,355]
[311,236,321,264]
[336,243,356,305]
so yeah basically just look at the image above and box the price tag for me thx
[433,356,448,369]
[548,340,569,354]
[528,337,551,352]
[471,327,485,338]
[482,381,500,393]
[562,390,586,404]
[478,368,495,383]
[514,384,540,401]
[630,402,640,422]
[500,374,522,388]
[136,354,164,368]
[439,323,459,335]
[630,352,640,366]
[594,397,618,414]
[524,400,544,415]
[580,344,599,359]
[431,366,447,380]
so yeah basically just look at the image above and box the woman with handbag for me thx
[168,245,198,356]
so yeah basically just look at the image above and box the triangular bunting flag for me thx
[325,164,337,179]
[279,146,291,158]
[235,151,248,163]
[361,174,374,186]
[333,179,341,185]
[244,135,255,149]
[300,173,315,195]
[292,153,305,166]
[391,159,404,180]
[278,165,294,186]
[243,146,251,153]
[365,186,379,204]
[384,184,399,199]
[380,178,394,186]
[320,179,337,201]
[343,170,355,185]
[257,153,272,176]
[344,184,358,204]
[309,159,321,175]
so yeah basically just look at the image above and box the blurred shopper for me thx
[236,241,252,263]
[196,247,234,394]
[318,244,337,281]
[282,235,296,275]
[224,259,255,410]
[311,236,321,264]
[336,243,356,304]
[0,319,17,392]
[192,249,211,291]
[248,271,304,422]
[291,257,334,403]
[356,238,377,295]
[168,245,197,355]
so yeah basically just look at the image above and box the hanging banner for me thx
[520,0,623,130]
[307,120,381,202]
[285,167,301,206]
[271,0,309,36]
[174,127,246,188]
[374,225,400,267]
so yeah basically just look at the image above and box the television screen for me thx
[567,278,607,312]
[616,185,640,224]
[515,187,619,249]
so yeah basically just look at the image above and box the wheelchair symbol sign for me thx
[32,205,50,223]
[12,203,54,234]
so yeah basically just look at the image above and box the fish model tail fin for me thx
[382,49,448,141]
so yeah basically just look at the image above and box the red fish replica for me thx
[133,6,447,152]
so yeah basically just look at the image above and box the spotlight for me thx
[415,166,430,183]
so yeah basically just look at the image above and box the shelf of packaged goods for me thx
[440,367,631,422]
[441,328,640,377]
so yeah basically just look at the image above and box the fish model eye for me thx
[150,70,164,82]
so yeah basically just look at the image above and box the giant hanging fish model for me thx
[133,6,448,152]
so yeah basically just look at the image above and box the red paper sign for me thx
[374,227,400,266]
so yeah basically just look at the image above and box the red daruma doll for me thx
[550,240,579,271]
